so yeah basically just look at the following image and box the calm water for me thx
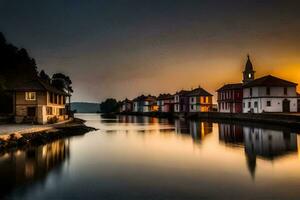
[2,113,300,199]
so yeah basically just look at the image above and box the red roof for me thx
[157,93,174,100]
[243,75,297,88]
[217,83,243,92]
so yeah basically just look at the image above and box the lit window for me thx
[248,73,251,78]
[25,92,36,101]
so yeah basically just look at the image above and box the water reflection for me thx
[175,119,213,142]
[0,139,70,198]
[219,123,298,178]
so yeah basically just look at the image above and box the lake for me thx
[2,113,300,199]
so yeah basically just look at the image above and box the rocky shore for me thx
[0,118,97,153]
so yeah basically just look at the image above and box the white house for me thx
[242,75,298,113]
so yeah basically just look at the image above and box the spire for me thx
[245,54,253,72]
[243,54,255,84]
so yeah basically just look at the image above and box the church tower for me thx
[243,55,255,84]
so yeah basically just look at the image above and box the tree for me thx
[52,73,73,94]
[39,70,51,83]
[100,98,120,113]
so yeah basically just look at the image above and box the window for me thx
[46,107,53,115]
[50,92,54,103]
[254,102,258,108]
[266,101,271,107]
[284,87,287,95]
[59,108,65,115]
[243,103,245,108]
[248,102,251,108]
[266,87,270,95]
[250,88,252,96]
[25,92,36,101]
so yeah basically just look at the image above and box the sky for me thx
[1,0,300,102]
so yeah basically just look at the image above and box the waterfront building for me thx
[174,90,189,113]
[242,75,298,113]
[8,78,69,124]
[187,87,213,112]
[120,98,132,112]
[157,93,174,113]
[298,93,300,112]
[217,55,255,113]
[217,83,243,113]
[132,95,156,113]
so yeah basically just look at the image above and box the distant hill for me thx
[71,102,101,113]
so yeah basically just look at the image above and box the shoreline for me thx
[0,118,97,153]
[118,111,300,128]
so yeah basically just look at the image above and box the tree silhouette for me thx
[0,32,38,86]
[39,70,51,83]
[100,98,120,113]
[52,73,73,94]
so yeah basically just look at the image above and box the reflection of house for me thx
[188,87,213,112]
[217,55,254,113]
[0,140,69,198]
[120,98,132,112]
[157,94,174,113]
[218,123,298,178]
[133,95,157,112]
[175,119,190,134]
[8,78,69,124]
[189,121,213,141]
[175,119,213,141]
[174,90,189,113]
[243,75,298,113]
[218,123,244,145]
[243,127,297,159]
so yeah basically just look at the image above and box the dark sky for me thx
[1,0,300,102]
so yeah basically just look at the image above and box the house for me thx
[132,95,157,113]
[120,98,132,112]
[157,93,174,113]
[217,55,255,113]
[8,78,70,124]
[174,90,189,113]
[187,87,213,112]
[298,93,300,112]
[217,84,243,113]
[242,75,298,113]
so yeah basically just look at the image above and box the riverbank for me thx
[0,118,97,153]
[118,111,300,127]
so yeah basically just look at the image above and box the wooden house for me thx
[187,87,213,112]
[8,78,70,124]
[157,94,174,113]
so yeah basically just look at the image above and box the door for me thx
[298,100,300,112]
[282,99,290,112]
[27,107,36,117]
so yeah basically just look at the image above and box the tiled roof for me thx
[243,75,297,88]
[121,98,132,103]
[8,78,70,96]
[187,87,213,97]
[216,83,243,92]
[133,95,156,102]
[175,90,189,95]
[157,93,173,100]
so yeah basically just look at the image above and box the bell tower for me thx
[243,55,255,84]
